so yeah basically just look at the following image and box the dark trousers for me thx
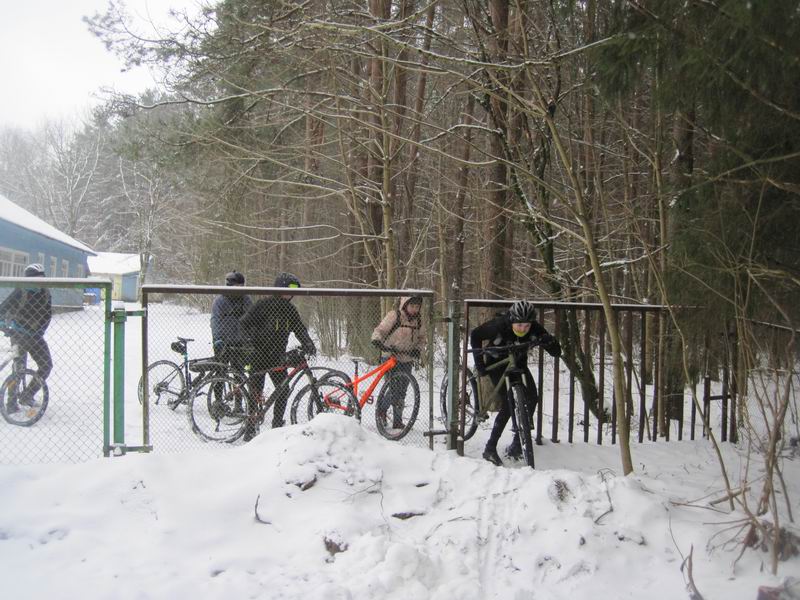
[250,364,290,428]
[485,364,538,450]
[214,343,246,374]
[12,334,52,397]
[212,344,246,408]
[377,361,413,427]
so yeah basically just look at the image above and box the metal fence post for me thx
[103,285,113,457]
[111,303,127,453]
[446,301,461,451]
[427,296,435,451]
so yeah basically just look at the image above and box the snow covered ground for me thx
[0,414,797,599]
[1,300,798,599]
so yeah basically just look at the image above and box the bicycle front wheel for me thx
[188,374,249,443]
[290,379,359,425]
[375,370,420,441]
[139,360,185,408]
[511,383,535,468]
[439,368,480,441]
[0,369,49,426]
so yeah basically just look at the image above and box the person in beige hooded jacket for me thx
[371,296,425,429]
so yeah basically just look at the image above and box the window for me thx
[76,264,84,278]
[50,257,58,277]
[38,253,45,268]
[0,247,29,277]
[61,259,69,278]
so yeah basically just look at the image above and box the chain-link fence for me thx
[0,277,111,464]
[137,284,435,453]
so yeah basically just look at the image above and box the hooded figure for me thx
[370,296,425,363]
[370,296,425,430]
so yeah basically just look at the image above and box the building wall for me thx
[122,273,139,302]
[0,220,92,308]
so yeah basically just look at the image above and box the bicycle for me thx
[138,337,232,410]
[439,362,483,441]
[188,347,352,443]
[290,347,421,441]
[453,340,542,468]
[0,323,49,427]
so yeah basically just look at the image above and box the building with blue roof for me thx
[0,193,95,308]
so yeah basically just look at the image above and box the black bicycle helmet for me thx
[24,263,45,277]
[225,271,245,286]
[274,272,301,288]
[508,300,535,323]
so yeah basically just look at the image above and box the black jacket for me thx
[0,287,52,337]
[240,296,315,366]
[469,313,560,373]
[211,293,252,347]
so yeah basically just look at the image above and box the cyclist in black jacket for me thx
[0,264,52,412]
[470,300,561,466]
[240,272,316,438]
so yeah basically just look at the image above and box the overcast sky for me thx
[0,0,200,131]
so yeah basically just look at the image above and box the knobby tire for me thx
[0,369,49,426]
[511,383,535,468]
[375,370,420,441]
[439,368,480,441]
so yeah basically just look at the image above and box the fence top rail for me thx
[0,277,112,290]
[142,284,435,299]
[463,298,668,312]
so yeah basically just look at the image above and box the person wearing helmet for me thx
[371,296,426,431]
[0,264,52,413]
[210,271,252,410]
[239,272,316,439]
[469,300,561,466]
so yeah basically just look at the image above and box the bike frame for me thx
[471,340,542,431]
[348,354,398,408]
[320,354,398,413]
[248,357,325,422]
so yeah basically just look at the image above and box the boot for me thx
[243,420,258,442]
[18,388,36,407]
[243,397,260,441]
[505,437,522,460]
[482,445,502,466]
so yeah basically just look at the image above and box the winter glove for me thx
[372,339,390,353]
[409,348,421,359]
[539,333,561,358]
[302,343,317,357]
[474,360,487,378]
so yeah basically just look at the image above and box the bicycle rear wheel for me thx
[188,374,249,443]
[375,370,420,441]
[290,379,359,425]
[511,383,535,468]
[0,369,49,426]
[139,360,185,408]
[439,367,480,441]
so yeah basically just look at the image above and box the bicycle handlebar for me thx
[467,339,543,354]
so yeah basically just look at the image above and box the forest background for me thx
[0,0,799,575]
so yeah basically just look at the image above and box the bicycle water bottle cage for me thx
[171,340,187,354]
